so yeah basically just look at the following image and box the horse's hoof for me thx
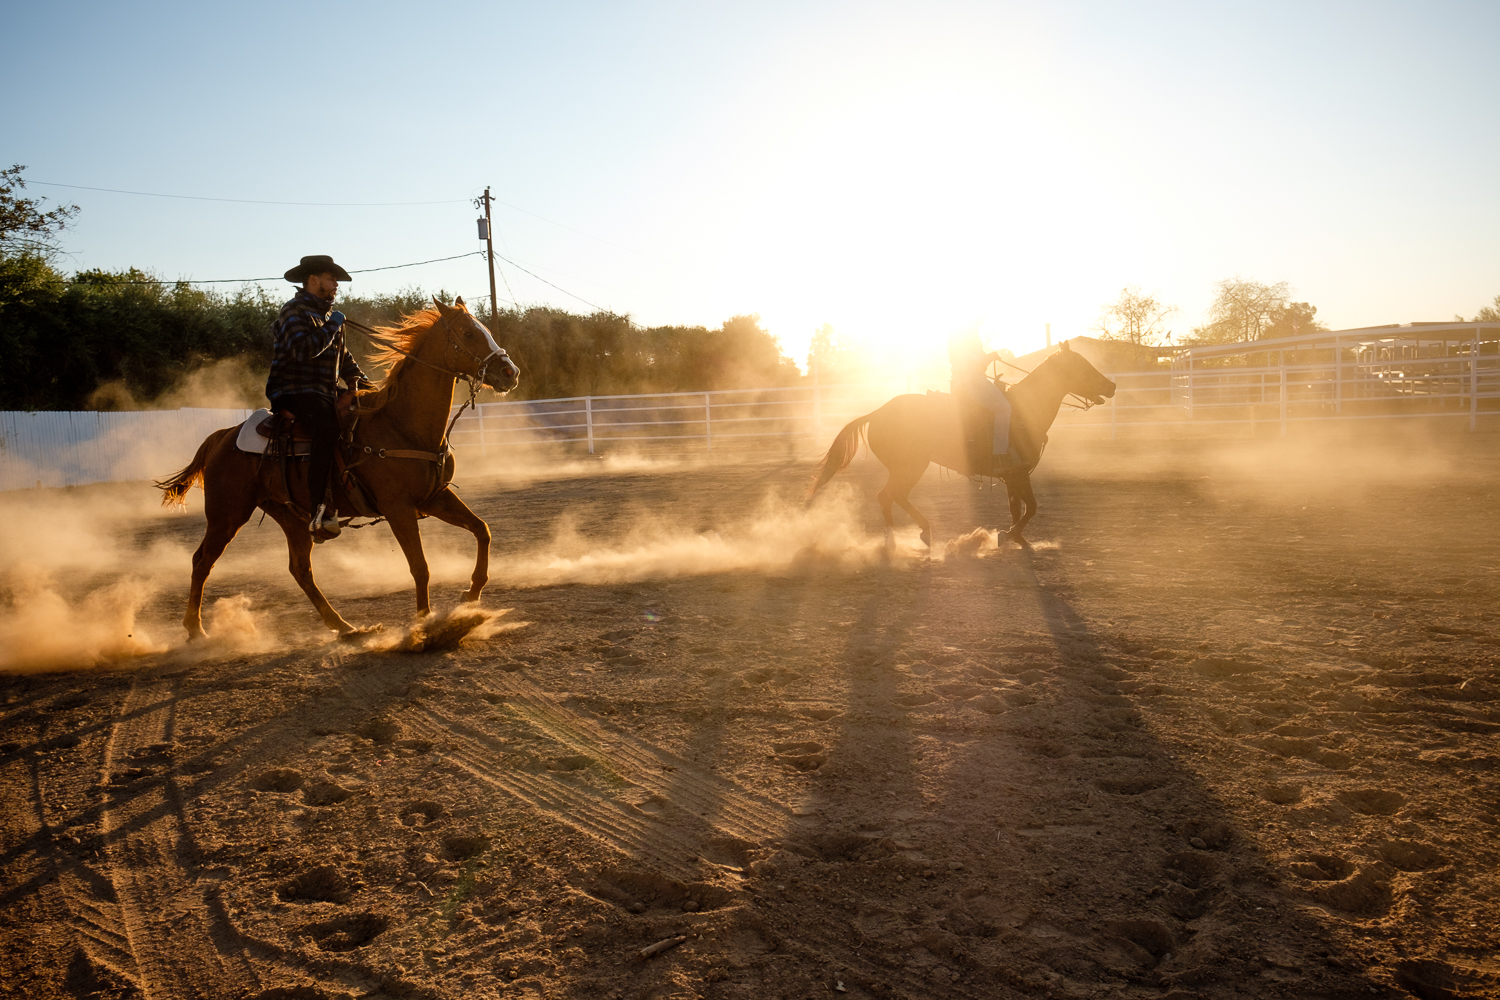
[185,629,206,642]
[919,530,932,547]
[461,591,482,604]
[337,624,384,642]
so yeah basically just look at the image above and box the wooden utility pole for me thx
[482,186,499,331]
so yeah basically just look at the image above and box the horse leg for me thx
[419,488,490,603]
[264,504,360,635]
[1003,472,1038,549]
[875,472,898,547]
[878,463,931,547]
[890,469,932,548]
[183,493,256,639]
[384,506,432,617]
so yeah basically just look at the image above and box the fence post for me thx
[585,396,595,454]
[1473,327,1481,433]
[704,393,713,453]
[1111,384,1118,442]
[1338,338,1350,416]
[1279,350,1288,437]
[477,402,487,456]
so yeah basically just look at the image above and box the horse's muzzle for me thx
[1089,380,1117,405]
[486,356,521,393]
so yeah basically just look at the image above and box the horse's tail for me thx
[155,427,233,509]
[807,412,874,500]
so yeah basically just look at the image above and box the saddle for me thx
[955,390,1030,477]
[958,397,994,469]
[248,393,382,522]
[255,392,359,441]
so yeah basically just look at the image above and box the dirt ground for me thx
[2,430,1498,1000]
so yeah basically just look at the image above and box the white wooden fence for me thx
[0,407,255,491]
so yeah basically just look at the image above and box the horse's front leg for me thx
[265,505,362,635]
[1002,472,1037,549]
[385,505,432,617]
[419,487,490,603]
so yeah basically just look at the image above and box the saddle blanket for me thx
[235,409,311,456]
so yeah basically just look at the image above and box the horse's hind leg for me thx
[419,488,490,603]
[878,463,931,547]
[264,504,359,635]
[184,492,257,639]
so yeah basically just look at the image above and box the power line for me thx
[65,251,488,285]
[489,197,678,267]
[30,180,466,207]
[493,252,612,313]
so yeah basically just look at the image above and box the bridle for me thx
[992,356,1109,412]
[345,315,513,439]
[341,315,514,477]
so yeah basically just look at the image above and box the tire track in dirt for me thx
[406,681,1002,998]
[92,678,262,1000]
[402,675,792,880]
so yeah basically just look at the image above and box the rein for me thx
[992,356,1101,412]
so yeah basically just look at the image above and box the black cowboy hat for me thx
[284,255,353,283]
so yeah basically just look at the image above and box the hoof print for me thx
[306,912,389,951]
[358,717,402,745]
[588,868,730,915]
[1337,788,1405,815]
[1376,840,1448,872]
[302,781,353,807]
[279,866,353,904]
[440,834,489,862]
[400,800,445,827]
[250,768,304,793]
[772,741,827,771]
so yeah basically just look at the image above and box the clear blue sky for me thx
[4,0,1497,368]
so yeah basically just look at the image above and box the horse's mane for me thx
[352,306,443,414]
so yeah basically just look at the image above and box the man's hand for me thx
[328,310,346,330]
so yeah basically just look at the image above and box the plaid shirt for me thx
[265,289,372,401]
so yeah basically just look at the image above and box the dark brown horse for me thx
[809,340,1115,548]
[156,297,519,638]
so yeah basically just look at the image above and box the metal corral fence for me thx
[444,382,910,456]
[4,322,1498,490]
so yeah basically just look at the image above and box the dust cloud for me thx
[86,356,268,412]
[0,570,164,673]
[485,487,926,588]
[0,485,283,672]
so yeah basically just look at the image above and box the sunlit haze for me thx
[4,1,1497,377]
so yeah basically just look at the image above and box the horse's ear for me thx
[1060,340,1072,352]
[431,295,448,311]
[454,295,467,310]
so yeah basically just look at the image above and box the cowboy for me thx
[948,331,1014,473]
[266,255,373,540]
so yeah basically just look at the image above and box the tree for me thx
[1094,286,1175,346]
[1260,301,1326,339]
[808,323,859,381]
[1189,278,1291,344]
[1468,295,1500,323]
[0,165,79,260]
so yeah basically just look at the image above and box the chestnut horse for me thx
[809,340,1116,548]
[156,297,519,638]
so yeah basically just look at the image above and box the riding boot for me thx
[310,489,341,542]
